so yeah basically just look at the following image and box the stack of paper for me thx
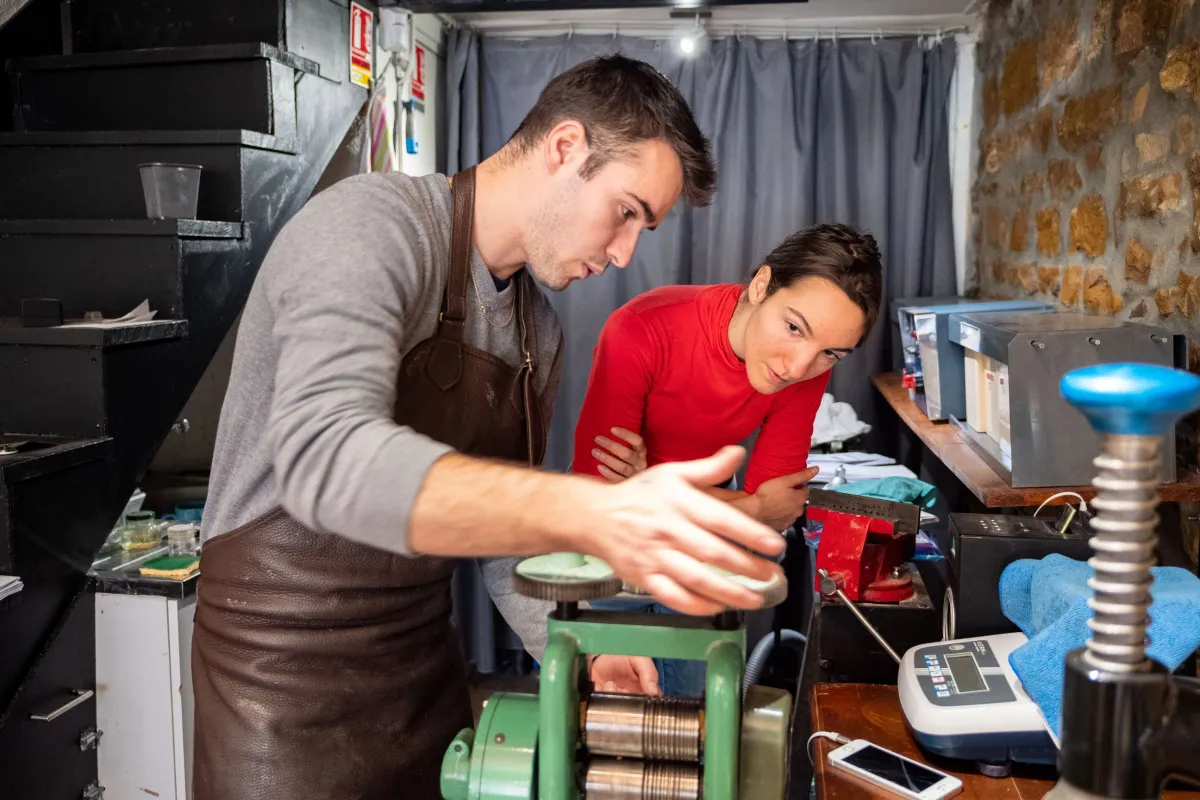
[0,575,23,601]
[63,299,158,328]
[808,452,918,484]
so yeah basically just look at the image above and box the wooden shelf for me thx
[811,683,1200,800]
[873,372,1200,508]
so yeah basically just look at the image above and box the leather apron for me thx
[191,166,549,800]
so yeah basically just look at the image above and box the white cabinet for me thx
[95,592,195,800]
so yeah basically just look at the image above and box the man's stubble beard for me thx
[523,185,578,293]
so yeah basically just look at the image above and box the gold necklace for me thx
[469,265,516,328]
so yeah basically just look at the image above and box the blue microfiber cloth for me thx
[999,553,1200,739]
[829,476,937,508]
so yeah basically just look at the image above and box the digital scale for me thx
[897,632,1059,773]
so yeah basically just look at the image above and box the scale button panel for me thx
[914,640,1015,706]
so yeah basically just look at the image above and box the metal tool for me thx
[584,693,702,761]
[806,489,919,603]
[1045,363,1200,800]
[511,552,624,600]
[816,568,901,664]
[826,465,849,488]
[584,758,702,800]
[441,553,793,800]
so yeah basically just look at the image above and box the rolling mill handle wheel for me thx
[1047,363,1200,800]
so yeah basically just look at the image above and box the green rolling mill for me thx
[440,553,794,800]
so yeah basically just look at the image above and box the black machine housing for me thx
[945,512,1092,639]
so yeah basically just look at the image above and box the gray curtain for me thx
[446,29,959,670]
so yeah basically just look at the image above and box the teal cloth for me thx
[828,477,937,508]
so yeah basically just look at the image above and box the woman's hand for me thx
[752,466,820,530]
[593,427,648,482]
[589,654,661,695]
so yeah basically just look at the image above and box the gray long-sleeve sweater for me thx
[200,171,563,659]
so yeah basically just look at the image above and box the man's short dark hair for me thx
[509,55,716,208]
[758,224,884,344]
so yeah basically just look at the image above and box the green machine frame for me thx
[539,609,747,800]
[442,552,792,800]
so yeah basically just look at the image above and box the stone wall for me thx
[973,0,1200,357]
[975,0,1200,548]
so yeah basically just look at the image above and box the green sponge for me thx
[139,556,200,580]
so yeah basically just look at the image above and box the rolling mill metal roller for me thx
[440,553,793,800]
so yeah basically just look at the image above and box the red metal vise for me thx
[806,489,921,603]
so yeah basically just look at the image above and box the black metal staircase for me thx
[0,1,370,796]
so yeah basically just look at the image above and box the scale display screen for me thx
[945,653,986,693]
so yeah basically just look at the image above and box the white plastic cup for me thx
[138,162,202,219]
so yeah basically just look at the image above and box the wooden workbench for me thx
[809,683,1200,800]
[873,372,1200,508]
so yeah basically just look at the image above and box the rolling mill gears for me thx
[440,552,793,800]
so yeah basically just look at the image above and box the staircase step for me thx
[0,140,288,221]
[0,0,59,134]
[0,319,188,347]
[63,0,346,84]
[0,436,114,484]
[9,45,304,138]
[9,42,320,75]
[67,0,289,55]
[0,218,243,238]
[0,320,188,438]
[0,218,239,322]
[0,436,114,574]
[0,130,297,155]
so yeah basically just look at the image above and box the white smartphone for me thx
[827,739,963,800]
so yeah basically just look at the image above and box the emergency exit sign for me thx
[350,2,374,89]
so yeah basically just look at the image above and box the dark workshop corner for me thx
[0,0,370,795]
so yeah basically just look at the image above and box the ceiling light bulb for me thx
[680,35,696,54]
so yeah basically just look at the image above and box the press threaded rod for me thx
[1084,434,1159,673]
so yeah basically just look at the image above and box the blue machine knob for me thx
[1060,363,1200,436]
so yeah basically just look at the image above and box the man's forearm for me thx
[408,453,593,557]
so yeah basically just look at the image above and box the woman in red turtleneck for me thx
[575,224,884,697]
[575,223,883,520]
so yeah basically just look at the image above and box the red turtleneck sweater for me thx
[572,283,828,493]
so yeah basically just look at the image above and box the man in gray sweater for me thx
[192,55,785,799]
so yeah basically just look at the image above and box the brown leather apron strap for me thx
[442,166,477,338]
[427,167,477,390]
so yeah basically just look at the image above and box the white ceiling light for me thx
[677,13,710,56]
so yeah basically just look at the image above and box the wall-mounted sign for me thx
[411,44,427,102]
[350,2,374,89]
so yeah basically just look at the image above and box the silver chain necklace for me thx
[469,265,516,328]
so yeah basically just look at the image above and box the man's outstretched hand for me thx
[572,445,785,616]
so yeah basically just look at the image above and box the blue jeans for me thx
[586,597,708,698]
